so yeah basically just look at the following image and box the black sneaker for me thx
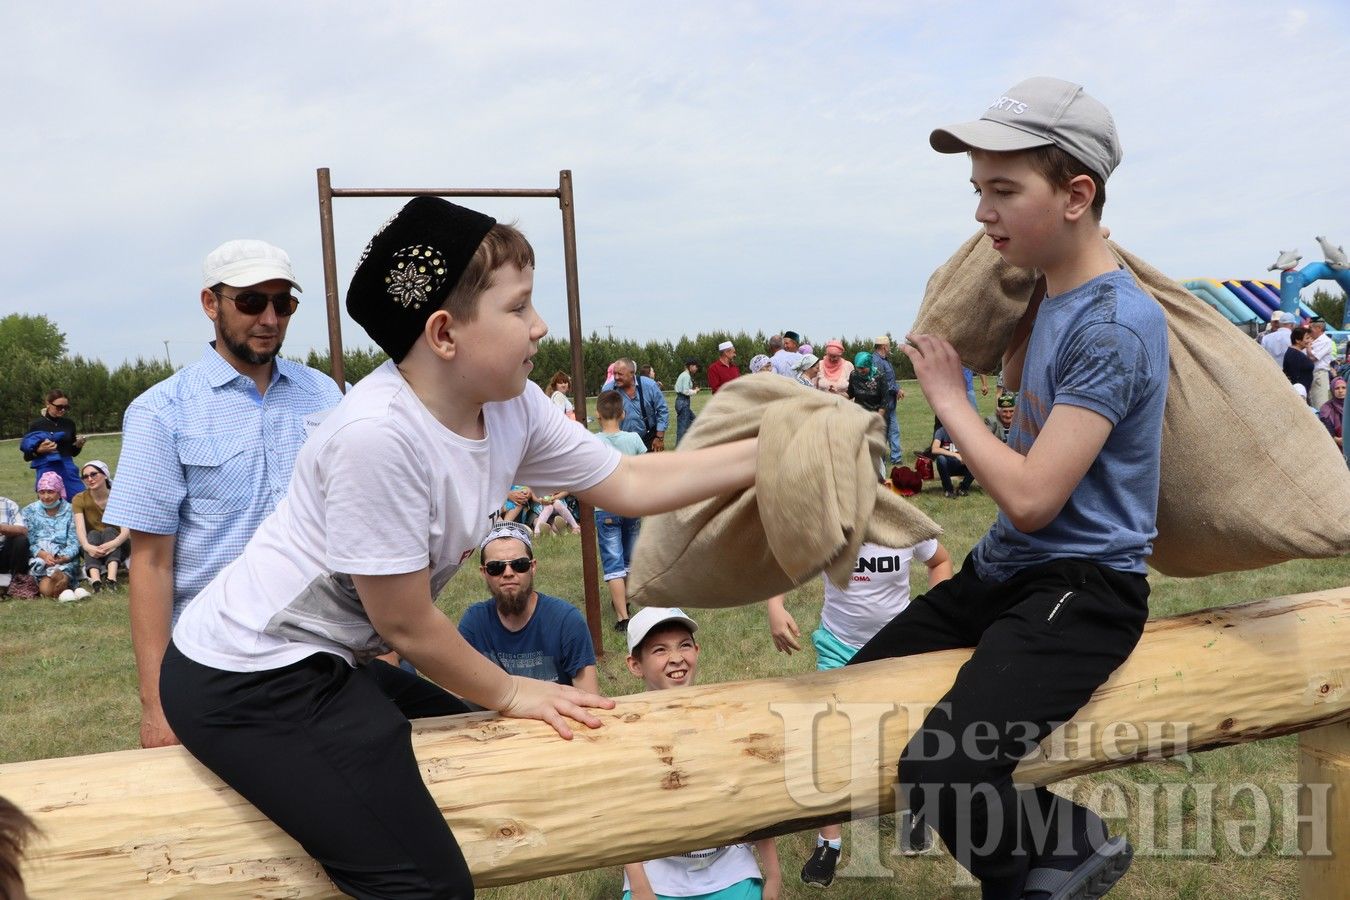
[897,810,933,856]
[943,490,956,499]
[801,842,840,887]
[90,580,104,593]
[957,487,970,497]
[613,618,629,633]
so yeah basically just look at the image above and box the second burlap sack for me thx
[627,374,942,608]
[912,229,1350,576]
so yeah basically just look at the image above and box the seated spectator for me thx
[532,489,581,536]
[815,339,853,394]
[0,496,34,599]
[846,351,887,414]
[985,393,1017,444]
[545,371,577,421]
[1283,326,1315,402]
[793,352,821,388]
[499,484,537,529]
[22,472,86,600]
[73,460,130,592]
[622,607,781,900]
[931,420,975,498]
[459,522,599,694]
[20,390,86,499]
[1319,377,1346,449]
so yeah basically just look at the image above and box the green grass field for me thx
[1,384,1343,898]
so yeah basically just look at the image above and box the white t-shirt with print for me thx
[623,842,762,897]
[819,540,940,649]
[173,361,620,672]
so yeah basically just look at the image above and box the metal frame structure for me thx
[314,168,605,654]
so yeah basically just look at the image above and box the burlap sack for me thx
[912,229,1350,576]
[627,374,942,608]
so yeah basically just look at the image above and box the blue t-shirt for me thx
[458,593,596,685]
[971,269,1169,581]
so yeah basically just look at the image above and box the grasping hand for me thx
[898,334,969,420]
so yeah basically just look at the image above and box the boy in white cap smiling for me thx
[853,77,1168,899]
[623,608,782,900]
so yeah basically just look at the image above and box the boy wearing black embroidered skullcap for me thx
[160,198,759,898]
[850,78,1167,899]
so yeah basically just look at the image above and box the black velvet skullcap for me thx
[347,197,496,363]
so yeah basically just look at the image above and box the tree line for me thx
[1,315,913,439]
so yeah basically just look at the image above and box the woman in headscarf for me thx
[793,353,821,388]
[1318,377,1346,449]
[21,471,84,599]
[846,351,887,414]
[816,339,853,394]
[73,460,131,591]
[747,353,775,375]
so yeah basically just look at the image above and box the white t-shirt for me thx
[819,540,940,649]
[173,361,620,672]
[550,389,574,413]
[1310,334,1335,372]
[623,842,761,897]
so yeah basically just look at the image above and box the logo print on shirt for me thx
[1047,591,1073,622]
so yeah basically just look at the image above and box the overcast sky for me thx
[4,1,1348,368]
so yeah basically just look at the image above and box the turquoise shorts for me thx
[622,877,762,900]
[812,625,859,672]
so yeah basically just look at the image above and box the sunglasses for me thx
[81,471,102,480]
[483,557,532,577]
[51,403,70,411]
[212,287,299,317]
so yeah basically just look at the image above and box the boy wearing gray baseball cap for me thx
[852,78,1168,899]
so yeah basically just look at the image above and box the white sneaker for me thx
[58,589,77,602]
[72,587,92,600]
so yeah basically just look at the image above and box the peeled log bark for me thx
[5,588,1349,897]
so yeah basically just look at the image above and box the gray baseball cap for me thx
[930,76,1122,182]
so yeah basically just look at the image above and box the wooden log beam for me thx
[5,588,1349,897]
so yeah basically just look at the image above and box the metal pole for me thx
[559,170,605,656]
[316,168,346,390]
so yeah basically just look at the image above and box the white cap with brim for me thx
[627,606,698,654]
[718,340,735,352]
[930,76,1122,183]
[203,239,303,291]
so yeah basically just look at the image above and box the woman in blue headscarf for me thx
[846,351,887,413]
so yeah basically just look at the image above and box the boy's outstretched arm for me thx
[578,438,757,518]
[901,334,1112,533]
[355,570,615,739]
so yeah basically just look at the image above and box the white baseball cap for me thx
[203,239,303,291]
[718,340,735,352]
[626,606,699,654]
[930,76,1122,183]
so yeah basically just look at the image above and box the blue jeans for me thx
[595,510,640,580]
[937,455,974,493]
[675,395,696,446]
[886,405,902,464]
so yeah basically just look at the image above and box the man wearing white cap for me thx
[1260,310,1293,363]
[106,239,343,749]
[706,340,741,394]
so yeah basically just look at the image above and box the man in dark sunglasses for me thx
[105,238,343,749]
[457,522,599,695]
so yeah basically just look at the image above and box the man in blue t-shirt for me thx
[459,522,598,693]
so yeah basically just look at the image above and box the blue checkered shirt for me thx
[105,344,342,622]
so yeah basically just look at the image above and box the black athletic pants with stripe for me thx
[161,642,475,899]
[848,556,1148,900]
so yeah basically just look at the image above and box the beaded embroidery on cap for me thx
[385,245,449,310]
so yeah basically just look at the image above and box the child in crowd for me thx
[22,471,86,600]
[767,540,952,887]
[852,77,1167,899]
[532,489,581,535]
[624,607,782,900]
[159,197,758,898]
[594,389,646,631]
[546,370,578,421]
